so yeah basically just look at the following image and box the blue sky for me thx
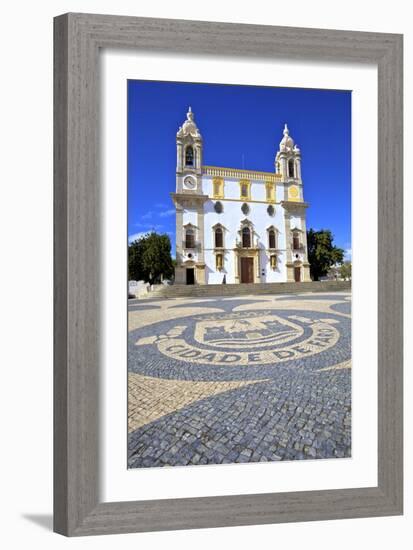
[128,80,351,259]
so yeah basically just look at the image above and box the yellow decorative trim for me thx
[213,197,281,205]
[203,165,281,182]
[288,185,301,202]
[212,177,224,199]
[265,180,276,203]
[239,179,251,200]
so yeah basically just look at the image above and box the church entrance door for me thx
[186,268,195,285]
[294,266,301,282]
[240,257,254,283]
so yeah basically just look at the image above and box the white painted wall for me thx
[276,182,287,201]
[289,214,301,228]
[182,208,198,227]
[203,175,272,202]
[203,175,288,283]
[180,146,306,284]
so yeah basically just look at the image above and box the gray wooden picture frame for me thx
[53,13,403,536]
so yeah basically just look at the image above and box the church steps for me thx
[144,280,350,299]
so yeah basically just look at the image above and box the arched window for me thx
[215,227,223,248]
[242,226,251,248]
[288,159,295,178]
[185,146,194,166]
[268,229,276,249]
[185,227,195,248]
[292,231,300,250]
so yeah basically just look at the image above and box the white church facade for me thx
[171,107,311,285]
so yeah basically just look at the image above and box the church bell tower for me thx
[275,123,311,282]
[171,107,207,285]
[275,123,302,195]
[176,106,203,194]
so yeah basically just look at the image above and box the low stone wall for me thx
[128,280,150,298]
[149,280,351,299]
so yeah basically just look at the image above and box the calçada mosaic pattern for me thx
[128,292,351,468]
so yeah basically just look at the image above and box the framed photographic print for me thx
[54,13,403,536]
[126,81,352,470]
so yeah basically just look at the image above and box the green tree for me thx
[339,260,352,281]
[128,232,174,284]
[306,229,344,281]
[128,237,146,280]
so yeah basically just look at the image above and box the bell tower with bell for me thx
[275,123,303,200]
[171,107,208,285]
[275,123,311,283]
[176,106,203,194]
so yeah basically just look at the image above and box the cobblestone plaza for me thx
[128,292,351,468]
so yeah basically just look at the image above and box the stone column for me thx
[197,205,205,264]
[192,200,206,285]
[255,252,261,282]
[279,153,287,182]
[175,205,184,283]
[302,263,311,282]
[284,212,292,264]
[300,214,310,265]
[196,143,202,171]
[196,265,206,284]
[286,263,295,282]
[175,267,185,284]
[234,251,239,282]
[176,142,183,173]
[295,153,302,180]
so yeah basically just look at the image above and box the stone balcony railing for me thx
[203,165,282,182]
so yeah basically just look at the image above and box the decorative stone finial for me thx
[177,106,201,139]
[279,123,294,152]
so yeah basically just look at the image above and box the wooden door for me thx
[240,258,254,283]
[294,266,301,282]
[186,268,195,285]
